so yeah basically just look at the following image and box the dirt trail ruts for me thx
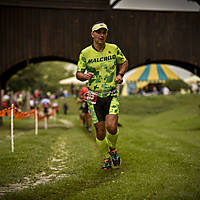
[0,119,73,197]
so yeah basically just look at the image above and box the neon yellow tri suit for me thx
[77,42,127,123]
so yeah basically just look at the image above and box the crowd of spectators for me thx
[1,89,71,115]
[1,82,200,114]
[128,82,200,96]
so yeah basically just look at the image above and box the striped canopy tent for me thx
[122,63,180,96]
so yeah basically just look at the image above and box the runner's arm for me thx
[115,60,128,84]
[76,71,94,81]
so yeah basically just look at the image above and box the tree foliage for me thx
[7,63,42,92]
[162,79,190,91]
[7,61,73,93]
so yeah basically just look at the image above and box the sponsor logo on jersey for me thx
[88,55,116,63]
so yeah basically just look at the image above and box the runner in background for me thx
[78,84,92,132]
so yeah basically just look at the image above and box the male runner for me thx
[79,84,92,132]
[76,22,128,170]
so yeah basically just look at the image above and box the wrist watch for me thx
[119,73,124,77]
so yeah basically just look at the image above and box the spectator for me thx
[41,96,51,115]
[162,86,170,95]
[52,101,59,114]
[63,102,68,115]
[29,97,35,110]
[70,83,75,96]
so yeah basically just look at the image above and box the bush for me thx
[162,79,189,91]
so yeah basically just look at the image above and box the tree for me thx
[6,61,73,93]
[7,63,43,92]
[162,80,189,91]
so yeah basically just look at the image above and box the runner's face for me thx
[91,28,107,45]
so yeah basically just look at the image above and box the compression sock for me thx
[106,129,119,149]
[96,137,110,158]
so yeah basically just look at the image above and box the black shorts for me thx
[88,95,119,123]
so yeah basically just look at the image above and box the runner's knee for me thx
[106,115,118,134]
[95,122,106,140]
[106,125,117,135]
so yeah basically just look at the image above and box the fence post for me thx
[11,104,14,152]
[35,109,38,135]
[44,116,48,129]
[0,89,4,126]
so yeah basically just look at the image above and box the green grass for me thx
[0,94,200,200]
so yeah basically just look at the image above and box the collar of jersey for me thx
[92,44,106,52]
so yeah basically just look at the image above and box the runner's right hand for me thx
[85,72,94,80]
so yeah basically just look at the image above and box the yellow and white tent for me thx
[121,63,180,96]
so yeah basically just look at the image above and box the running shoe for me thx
[109,147,121,167]
[102,158,112,170]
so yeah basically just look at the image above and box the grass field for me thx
[0,94,200,200]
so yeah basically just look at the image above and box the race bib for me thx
[84,91,97,104]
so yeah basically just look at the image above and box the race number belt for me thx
[95,89,118,97]
[84,89,117,104]
[84,90,98,104]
